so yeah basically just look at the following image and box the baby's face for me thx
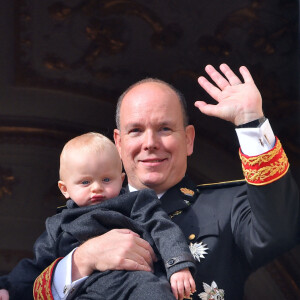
[61,149,124,206]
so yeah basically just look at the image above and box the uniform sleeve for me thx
[231,138,299,269]
[130,189,196,280]
[5,228,59,300]
[0,275,9,290]
[33,258,61,300]
[4,214,64,300]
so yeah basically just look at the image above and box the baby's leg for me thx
[73,269,175,300]
[125,270,175,300]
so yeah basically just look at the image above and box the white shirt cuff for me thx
[235,119,276,156]
[51,248,88,300]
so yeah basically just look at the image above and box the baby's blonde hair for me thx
[59,132,122,180]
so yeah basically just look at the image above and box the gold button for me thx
[189,234,195,240]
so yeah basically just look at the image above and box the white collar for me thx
[128,184,165,199]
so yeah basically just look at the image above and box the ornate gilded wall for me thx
[0,0,299,298]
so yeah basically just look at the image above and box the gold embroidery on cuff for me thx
[33,259,59,299]
[240,139,282,166]
[239,139,289,185]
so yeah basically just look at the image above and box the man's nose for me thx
[143,130,159,150]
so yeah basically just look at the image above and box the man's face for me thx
[114,81,195,194]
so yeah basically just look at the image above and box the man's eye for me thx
[129,128,141,133]
[160,127,172,133]
[81,180,90,185]
[103,178,110,182]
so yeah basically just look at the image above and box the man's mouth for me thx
[143,159,164,162]
[140,158,167,165]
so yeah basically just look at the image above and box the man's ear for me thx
[113,129,122,156]
[58,180,70,199]
[185,125,195,156]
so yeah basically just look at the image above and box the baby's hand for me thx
[170,268,196,300]
[0,289,9,300]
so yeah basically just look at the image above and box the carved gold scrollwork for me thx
[48,2,71,21]
[45,0,178,71]
[0,167,15,201]
[198,1,296,57]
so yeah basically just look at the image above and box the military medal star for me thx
[184,200,191,206]
[198,281,224,300]
[189,242,208,262]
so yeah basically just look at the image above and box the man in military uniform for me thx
[34,64,299,299]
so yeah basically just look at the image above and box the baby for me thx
[1,133,196,300]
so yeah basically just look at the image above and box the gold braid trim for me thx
[33,258,61,300]
[240,138,282,166]
[242,154,289,184]
[239,138,289,185]
[169,210,182,219]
